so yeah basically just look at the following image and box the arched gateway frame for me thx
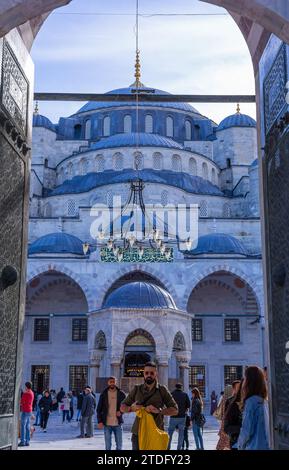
[0,0,289,450]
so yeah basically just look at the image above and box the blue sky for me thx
[31,0,256,124]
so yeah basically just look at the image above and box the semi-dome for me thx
[217,113,256,132]
[90,132,183,151]
[33,113,56,132]
[48,169,223,197]
[186,233,247,256]
[103,281,177,309]
[75,85,200,115]
[28,232,84,256]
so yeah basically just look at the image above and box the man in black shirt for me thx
[168,383,190,449]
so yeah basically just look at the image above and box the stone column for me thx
[89,350,103,391]
[176,353,191,394]
[110,356,122,383]
[156,354,170,388]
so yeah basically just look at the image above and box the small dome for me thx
[33,114,56,132]
[90,132,183,151]
[188,233,247,256]
[75,85,199,114]
[28,232,84,256]
[103,281,177,309]
[217,113,256,132]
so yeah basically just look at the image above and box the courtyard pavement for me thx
[19,412,220,450]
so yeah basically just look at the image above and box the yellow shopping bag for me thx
[136,408,169,450]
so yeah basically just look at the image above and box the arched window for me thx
[185,120,192,140]
[134,152,143,170]
[44,203,52,217]
[189,157,197,176]
[59,167,64,184]
[124,115,132,133]
[95,330,107,350]
[44,158,48,168]
[67,199,76,216]
[166,116,174,137]
[211,168,216,185]
[67,162,73,178]
[172,154,181,171]
[103,116,110,136]
[194,125,201,140]
[79,159,87,176]
[199,200,208,217]
[145,114,153,133]
[161,190,168,206]
[106,190,113,207]
[153,152,163,170]
[113,152,123,170]
[85,119,91,139]
[202,162,208,180]
[223,203,231,218]
[95,155,104,172]
[74,124,82,139]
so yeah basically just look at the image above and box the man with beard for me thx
[97,377,126,450]
[120,362,178,450]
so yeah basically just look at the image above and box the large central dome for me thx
[75,85,200,115]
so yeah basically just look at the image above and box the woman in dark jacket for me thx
[191,387,204,450]
[224,380,243,449]
[39,390,53,431]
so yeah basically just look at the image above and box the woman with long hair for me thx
[191,387,205,450]
[224,380,243,449]
[237,366,270,450]
[216,384,232,450]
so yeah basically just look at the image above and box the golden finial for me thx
[236,103,241,114]
[34,101,39,115]
[130,49,145,89]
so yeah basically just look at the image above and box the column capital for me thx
[89,349,103,365]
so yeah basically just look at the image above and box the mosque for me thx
[23,60,264,401]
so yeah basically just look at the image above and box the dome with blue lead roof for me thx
[75,85,200,115]
[103,281,177,309]
[33,113,56,132]
[89,132,183,151]
[186,233,247,256]
[28,232,84,256]
[217,113,256,132]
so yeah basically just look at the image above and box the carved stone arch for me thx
[95,330,107,350]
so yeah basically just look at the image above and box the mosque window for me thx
[199,200,208,217]
[59,167,64,184]
[67,199,76,216]
[44,203,52,217]
[185,120,192,140]
[114,152,123,170]
[227,158,231,168]
[106,190,113,207]
[31,366,50,394]
[44,158,48,168]
[134,152,143,170]
[224,365,243,387]
[85,119,91,139]
[202,162,208,180]
[166,116,174,137]
[172,154,181,172]
[34,318,50,341]
[153,152,163,170]
[79,159,87,175]
[211,168,216,185]
[192,319,203,341]
[69,365,88,393]
[124,115,132,133]
[103,116,110,136]
[96,155,105,172]
[189,157,197,176]
[72,319,87,341]
[189,365,206,398]
[161,190,168,206]
[223,203,231,218]
[224,319,240,342]
[95,330,107,349]
[145,114,153,133]
[194,125,201,140]
[74,124,82,139]
[67,162,73,177]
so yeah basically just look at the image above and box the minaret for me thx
[34,101,39,114]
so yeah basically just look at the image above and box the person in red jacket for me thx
[19,382,34,447]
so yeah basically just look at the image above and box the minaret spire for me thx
[130,49,145,89]
[34,101,39,115]
[236,103,241,114]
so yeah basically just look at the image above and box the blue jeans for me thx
[104,425,123,450]
[35,406,40,425]
[168,417,186,450]
[20,412,32,444]
[192,423,204,450]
